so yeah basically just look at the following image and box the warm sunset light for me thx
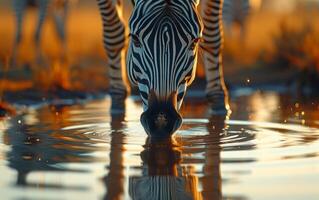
[0,0,318,200]
[249,0,262,11]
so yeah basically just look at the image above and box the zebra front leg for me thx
[11,0,27,66]
[35,0,50,43]
[200,0,230,115]
[97,0,130,113]
[52,1,69,61]
[35,0,50,65]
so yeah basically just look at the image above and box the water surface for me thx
[0,91,319,200]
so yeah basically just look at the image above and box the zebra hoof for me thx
[209,105,230,116]
[209,98,231,116]
[110,97,126,115]
[207,95,231,116]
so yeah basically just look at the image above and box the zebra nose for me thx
[140,91,182,137]
[141,109,182,138]
[154,112,168,128]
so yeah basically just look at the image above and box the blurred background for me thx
[0,2,319,199]
[0,0,318,109]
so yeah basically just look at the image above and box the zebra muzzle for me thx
[154,112,168,128]
[140,91,182,138]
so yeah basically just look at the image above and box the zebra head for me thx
[127,0,202,137]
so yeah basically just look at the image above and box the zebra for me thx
[97,0,229,137]
[222,0,250,37]
[11,0,69,65]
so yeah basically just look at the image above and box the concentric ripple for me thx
[0,94,318,200]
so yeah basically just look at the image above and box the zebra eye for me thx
[130,34,142,48]
[189,38,200,50]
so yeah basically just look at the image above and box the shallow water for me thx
[0,91,319,200]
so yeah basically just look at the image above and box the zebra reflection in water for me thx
[129,138,201,200]
[128,116,225,200]
[4,106,90,189]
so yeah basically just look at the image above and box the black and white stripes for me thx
[127,0,202,110]
[222,0,250,36]
[97,0,130,106]
[200,0,229,114]
[97,0,230,115]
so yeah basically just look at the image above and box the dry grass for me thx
[271,20,319,71]
[223,9,319,66]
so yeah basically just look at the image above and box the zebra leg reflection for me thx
[200,0,230,115]
[201,116,225,199]
[103,113,126,200]
[97,0,130,113]
[129,138,201,200]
